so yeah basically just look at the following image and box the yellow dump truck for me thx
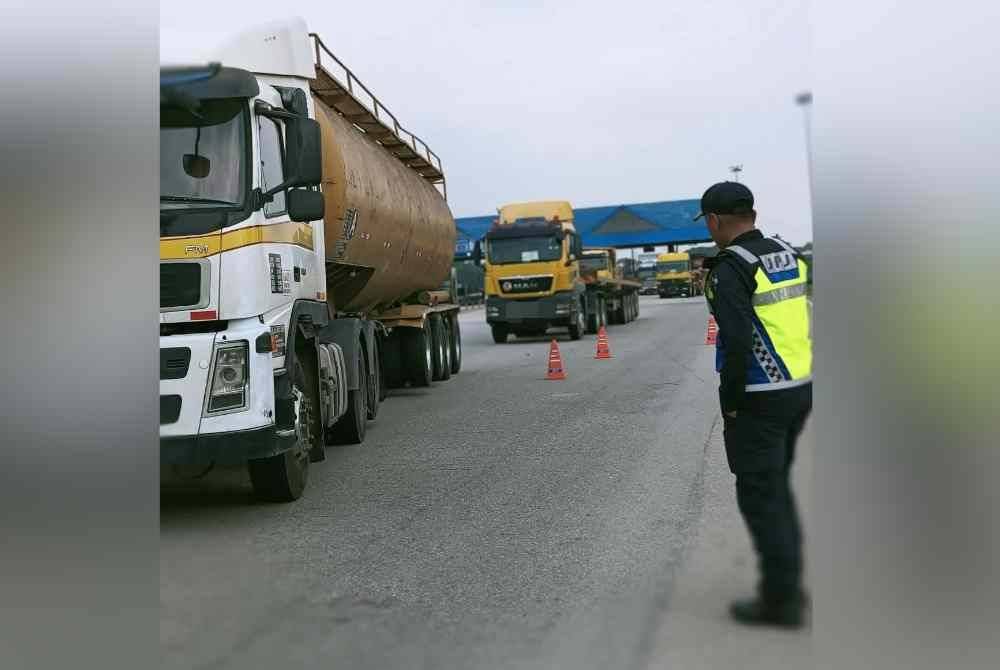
[656,251,693,298]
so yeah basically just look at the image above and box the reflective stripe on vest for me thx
[721,239,813,391]
[752,282,809,306]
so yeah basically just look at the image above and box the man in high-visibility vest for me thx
[697,182,813,628]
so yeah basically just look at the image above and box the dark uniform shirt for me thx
[704,230,765,414]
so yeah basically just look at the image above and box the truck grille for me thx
[499,276,552,294]
[160,395,182,425]
[160,347,191,380]
[161,262,203,309]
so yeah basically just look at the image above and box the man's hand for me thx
[725,410,738,418]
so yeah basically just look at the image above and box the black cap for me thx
[693,182,754,220]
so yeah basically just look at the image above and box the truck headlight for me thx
[206,341,248,414]
[554,303,570,314]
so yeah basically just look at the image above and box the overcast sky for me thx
[162,1,813,244]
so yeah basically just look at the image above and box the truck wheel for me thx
[382,331,404,389]
[432,315,451,381]
[248,356,317,502]
[568,305,585,340]
[376,336,388,402]
[586,303,599,334]
[613,299,626,324]
[327,345,368,445]
[406,322,434,386]
[449,314,462,374]
[491,324,509,344]
[368,338,381,418]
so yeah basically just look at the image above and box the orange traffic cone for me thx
[546,339,567,380]
[704,316,718,345]
[594,326,612,359]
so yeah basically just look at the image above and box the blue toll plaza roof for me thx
[454,199,710,257]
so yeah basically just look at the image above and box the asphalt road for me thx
[161,295,811,669]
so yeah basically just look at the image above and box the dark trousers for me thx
[722,384,812,603]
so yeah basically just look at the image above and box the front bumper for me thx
[658,282,690,297]
[161,425,295,466]
[486,293,575,326]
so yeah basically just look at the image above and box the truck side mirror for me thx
[472,240,483,266]
[284,117,323,188]
[287,189,325,222]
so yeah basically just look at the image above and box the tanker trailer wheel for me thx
[367,338,382,419]
[431,315,451,381]
[248,354,317,502]
[327,344,368,445]
[449,314,462,374]
[382,331,405,389]
[405,321,434,387]
[376,335,388,402]
[491,324,509,344]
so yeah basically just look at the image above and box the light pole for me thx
[795,91,813,198]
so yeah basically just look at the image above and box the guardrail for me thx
[309,33,445,196]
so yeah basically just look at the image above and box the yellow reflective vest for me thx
[707,237,812,391]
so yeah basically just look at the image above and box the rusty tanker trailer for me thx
[313,95,456,314]
[159,20,465,502]
[309,74,464,396]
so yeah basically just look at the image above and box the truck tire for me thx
[248,355,317,502]
[376,336,388,402]
[432,315,451,381]
[406,322,434,386]
[586,301,599,334]
[491,324,509,344]
[613,299,626,325]
[368,338,381,418]
[449,314,462,374]
[382,331,404,389]
[568,304,585,340]
[327,345,368,445]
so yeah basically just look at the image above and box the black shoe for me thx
[729,596,805,629]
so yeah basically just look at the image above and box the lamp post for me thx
[795,91,813,197]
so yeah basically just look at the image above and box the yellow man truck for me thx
[579,248,641,328]
[477,201,641,342]
[656,251,693,298]
[478,201,588,343]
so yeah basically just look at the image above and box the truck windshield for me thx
[657,261,689,273]
[160,99,247,210]
[579,256,608,274]
[488,236,562,264]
